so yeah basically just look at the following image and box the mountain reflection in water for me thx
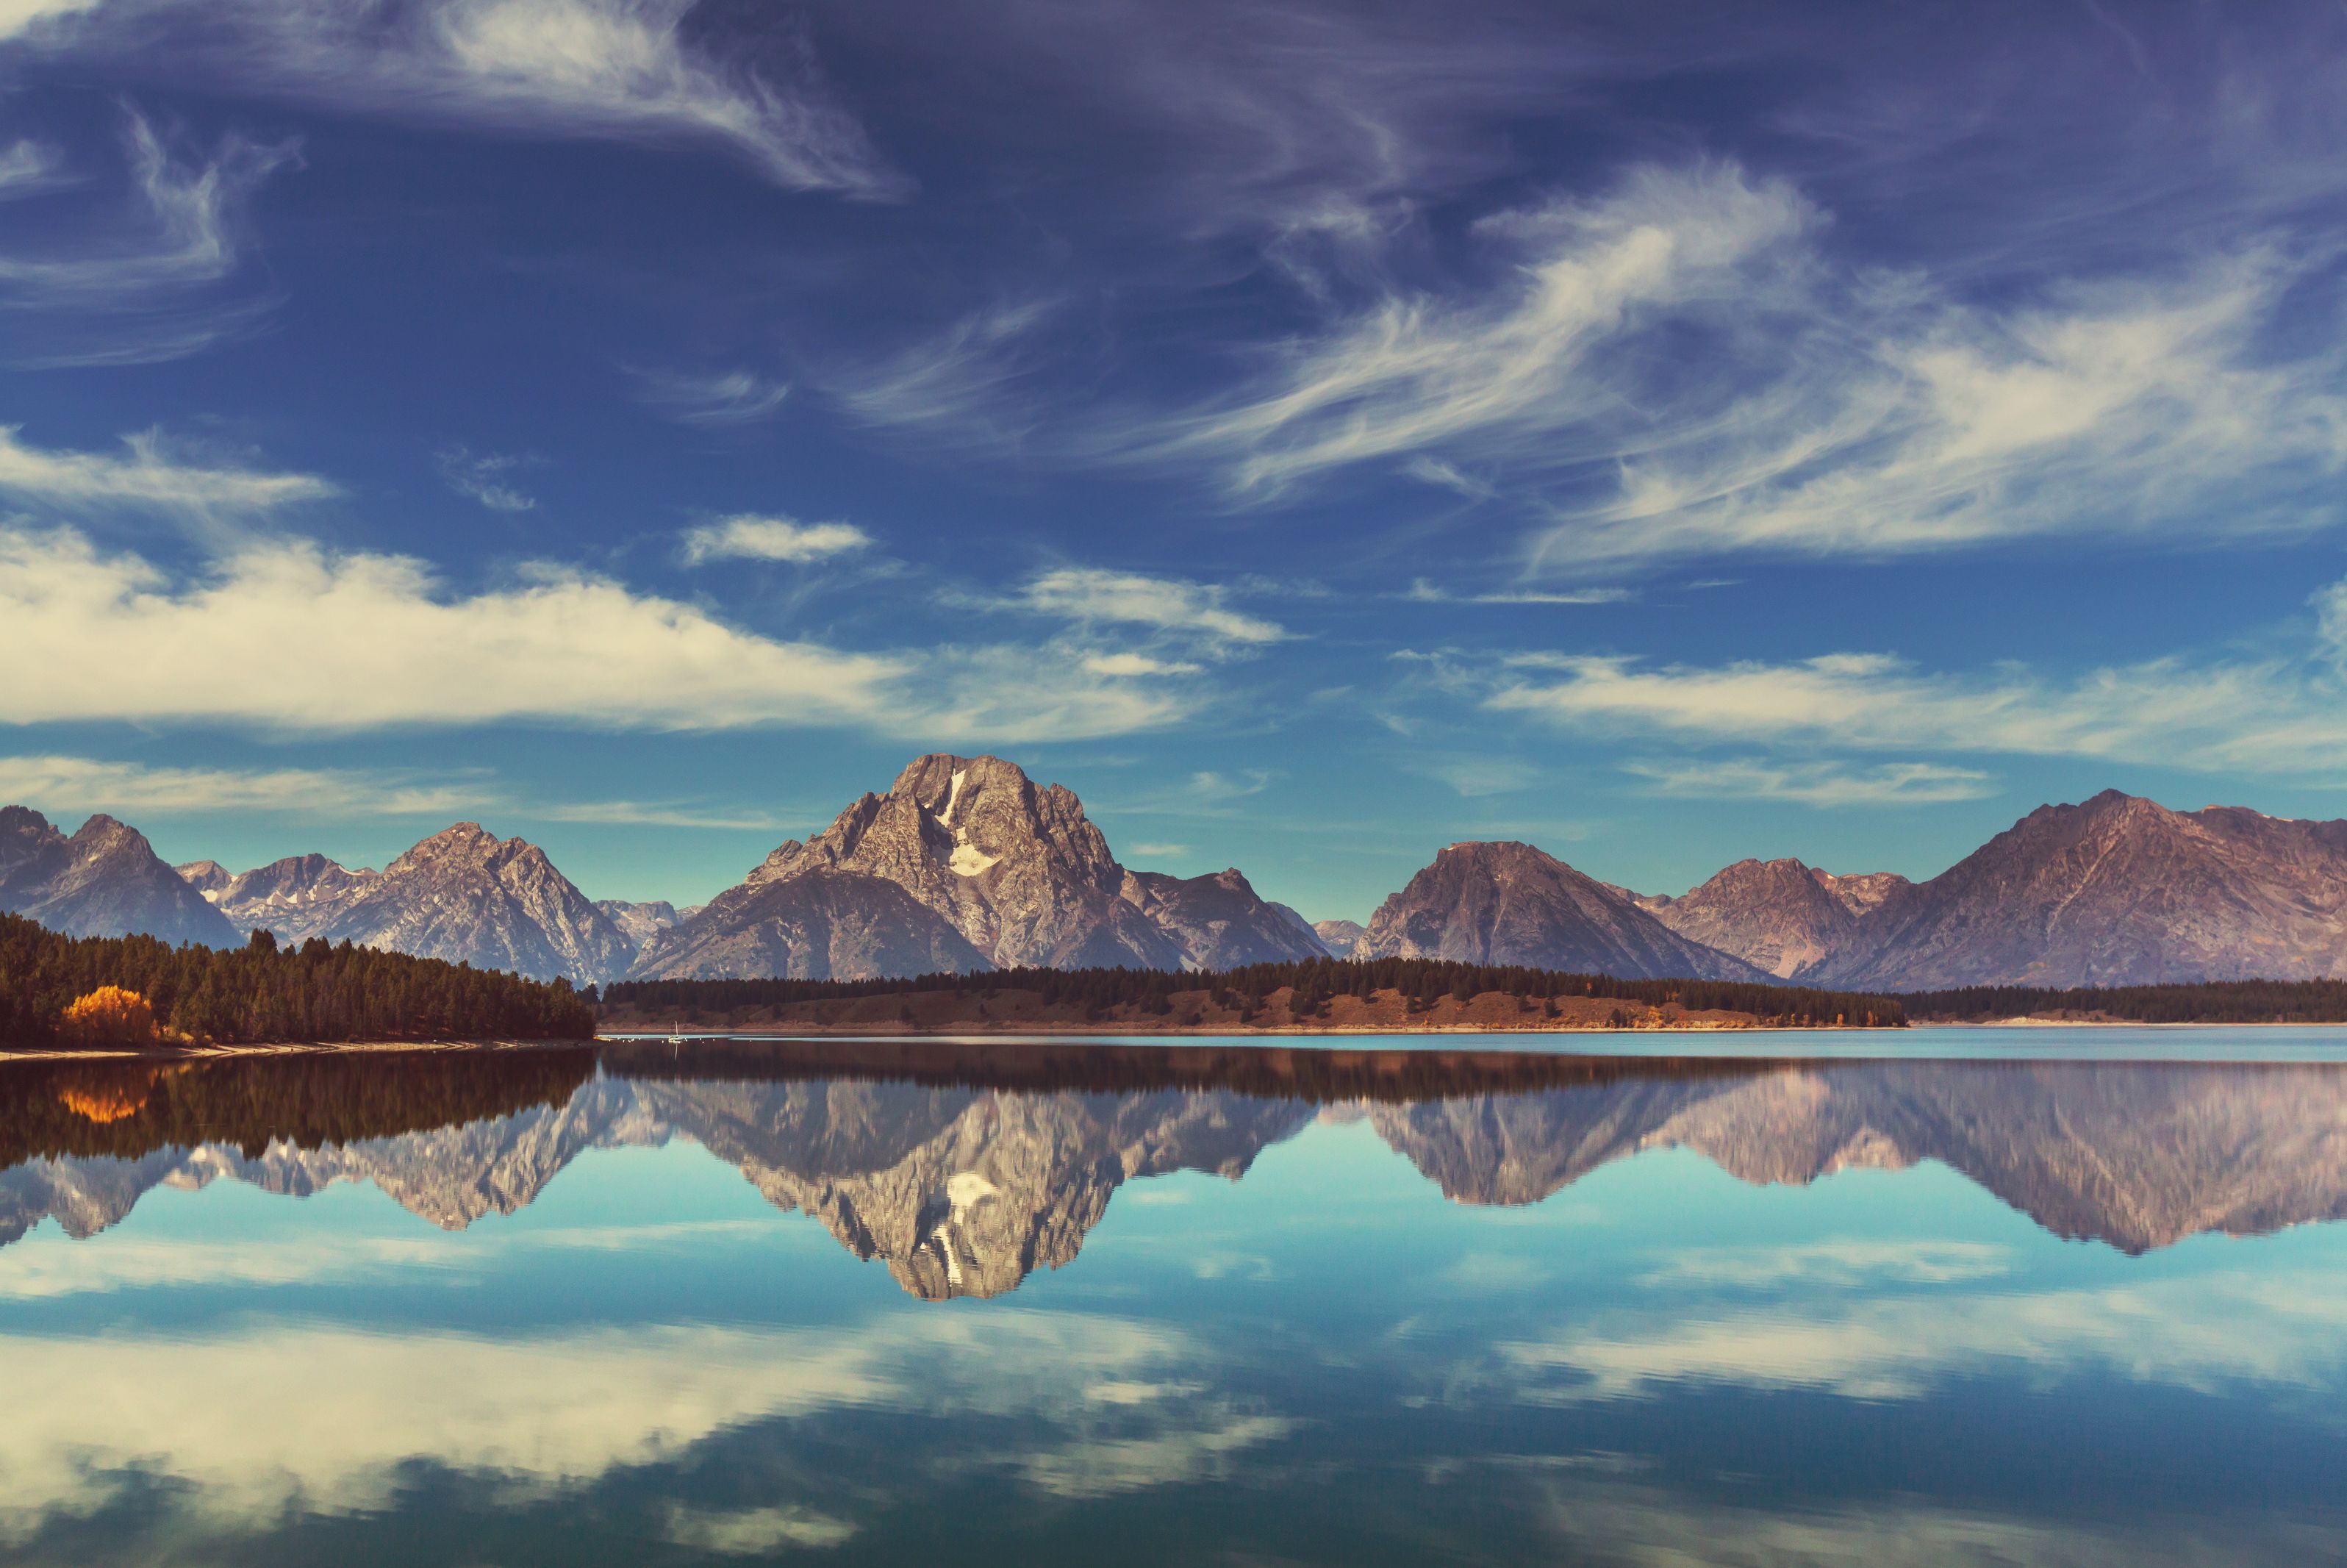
[5,1042,2346,1295]
[5,1039,2347,1566]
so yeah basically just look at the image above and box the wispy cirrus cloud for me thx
[633,367,790,426]
[0,107,298,364]
[437,446,538,512]
[1121,152,2347,573]
[14,0,897,195]
[1484,620,2347,776]
[680,514,870,565]
[1014,567,1285,650]
[1624,757,1999,808]
[0,425,337,520]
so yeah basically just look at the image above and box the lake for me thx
[2,1031,2343,1564]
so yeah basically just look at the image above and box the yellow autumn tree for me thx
[60,986,161,1048]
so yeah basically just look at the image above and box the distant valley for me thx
[9,757,2347,995]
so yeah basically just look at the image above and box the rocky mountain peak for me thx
[387,821,517,875]
[0,806,237,948]
[176,860,232,898]
[1644,856,1858,979]
[1361,840,1766,981]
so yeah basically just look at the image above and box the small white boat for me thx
[665,1020,687,1045]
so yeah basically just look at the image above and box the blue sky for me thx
[5,1,2347,919]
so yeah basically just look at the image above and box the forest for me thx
[1902,978,2347,1023]
[601,956,1912,1028]
[0,914,597,1047]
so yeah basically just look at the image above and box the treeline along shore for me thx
[598,958,1911,1034]
[0,914,597,1048]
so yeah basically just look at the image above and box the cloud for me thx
[0,524,1200,742]
[680,514,871,565]
[1418,756,1540,798]
[1148,162,1816,497]
[0,108,298,363]
[0,523,900,731]
[831,301,1056,446]
[1125,841,1190,857]
[1501,1268,2347,1403]
[0,1308,1249,1537]
[1405,578,1631,606]
[0,753,792,830]
[437,447,537,512]
[0,139,67,197]
[1081,653,1203,677]
[1624,757,1999,807]
[1017,567,1285,648]
[1633,1239,2011,1289]
[634,367,790,425]
[0,426,337,519]
[0,0,98,43]
[0,754,486,817]
[663,1504,856,1555]
[1119,149,2347,570]
[18,0,897,195]
[1486,634,2347,776]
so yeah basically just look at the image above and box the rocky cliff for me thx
[179,853,381,943]
[308,823,634,986]
[1817,790,2347,989]
[0,807,238,947]
[634,754,1319,980]
[1359,842,1765,980]
[1642,858,1900,979]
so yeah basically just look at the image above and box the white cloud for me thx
[437,447,537,512]
[1634,1239,2011,1289]
[0,525,1196,742]
[0,1309,1249,1536]
[0,523,900,731]
[1502,1268,2347,1404]
[18,0,895,195]
[1152,162,1816,497]
[1128,156,2347,570]
[0,109,298,362]
[0,139,65,196]
[1018,567,1285,648]
[1081,652,1203,677]
[1488,639,2347,776]
[0,754,485,817]
[680,514,870,565]
[1405,578,1631,606]
[0,0,96,43]
[1624,757,1999,808]
[0,753,789,830]
[831,301,1054,445]
[0,425,337,518]
[634,367,790,425]
[663,1504,857,1555]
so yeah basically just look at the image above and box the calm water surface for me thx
[3,1033,2344,1564]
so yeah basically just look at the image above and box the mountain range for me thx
[10,763,2347,992]
[10,1056,2346,1298]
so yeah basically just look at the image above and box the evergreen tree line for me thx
[603,956,1910,1028]
[1904,978,2347,1024]
[0,914,596,1046]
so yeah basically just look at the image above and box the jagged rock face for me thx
[594,899,684,952]
[637,754,1316,978]
[1118,869,1330,969]
[1314,919,1367,959]
[1812,868,1909,917]
[180,853,382,943]
[0,807,238,948]
[1359,842,1764,980]
[1819,790,2347,989]
[628,868,992,981]
[1645,858,1868,979]
[310,823,633,986]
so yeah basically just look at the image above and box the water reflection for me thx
[6,1045,2346,1292]
[3,1042,2346,1565]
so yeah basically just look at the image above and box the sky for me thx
[5,0,2347,920]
